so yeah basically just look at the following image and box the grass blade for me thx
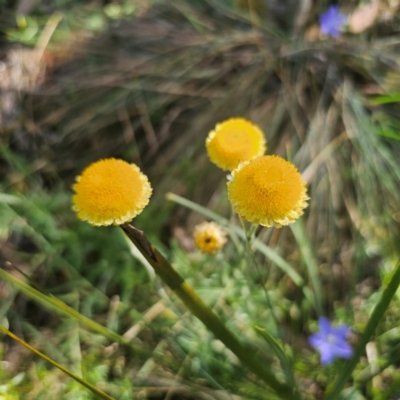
[0,268,146,356]
[290,219,323,315]
[0,325,115,400]
[255,326,295,388]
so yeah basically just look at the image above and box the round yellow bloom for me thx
[72,158,152,226]
[206,118,266,171]
[227,155,308,228]
[193,222,227,255]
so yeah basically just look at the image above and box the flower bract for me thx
[72,158,152,226]
[206,118,266,171]
[227,155,308,227]
[319,5,347,37]
[193,221,227,254]
[309,317,353,365]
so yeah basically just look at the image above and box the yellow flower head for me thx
[206,118,266,171]
[227,155,308,228]
[72,158,152,226]
[193,222,227,255]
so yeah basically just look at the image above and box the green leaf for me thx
[0,193,21,204]
[374,126,400,140]
[254,326,294,388]
[370,93,400,105]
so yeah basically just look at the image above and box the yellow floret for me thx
[193,222,227,254]
[72,158,152,226]
[227,155,308,227]
[206,118,266,171]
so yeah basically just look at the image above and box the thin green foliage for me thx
[255,326,294,388]
[0,268,148,357]
[0,325,115,400]
[290,219,323,316]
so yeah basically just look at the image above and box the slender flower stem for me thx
[0,325,115,400]
[246,223,257,241]
[240,221,282,341]
[121,223,300,399]
[325,260,400,400]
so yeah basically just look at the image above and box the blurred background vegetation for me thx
[1,0,400,399]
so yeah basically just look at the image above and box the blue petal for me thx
[329,27,341,38]
[332,325,350,339]
[318,317,332,335]
[332,341,353,359]
[325,6,339,17]
[309,333,325,350]
[319,343,336,365]
[319,6,339,24]
[319,5,346,37]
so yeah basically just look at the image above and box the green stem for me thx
[121,224,299,399]
[325,260,400,400]
[242,223,282,338]
[0,325,115,400]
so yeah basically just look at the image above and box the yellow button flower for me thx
[193,222,227,254]
[227,155,308,228]
[72,158,152,226]
[206,118,266,171]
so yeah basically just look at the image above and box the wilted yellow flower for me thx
[227,155,308,228]
[193,222,227,254]
[72,158,152,226]
[206,118,266,171]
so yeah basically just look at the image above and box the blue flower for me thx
[319,5,347,38]
[309,317,353,365]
